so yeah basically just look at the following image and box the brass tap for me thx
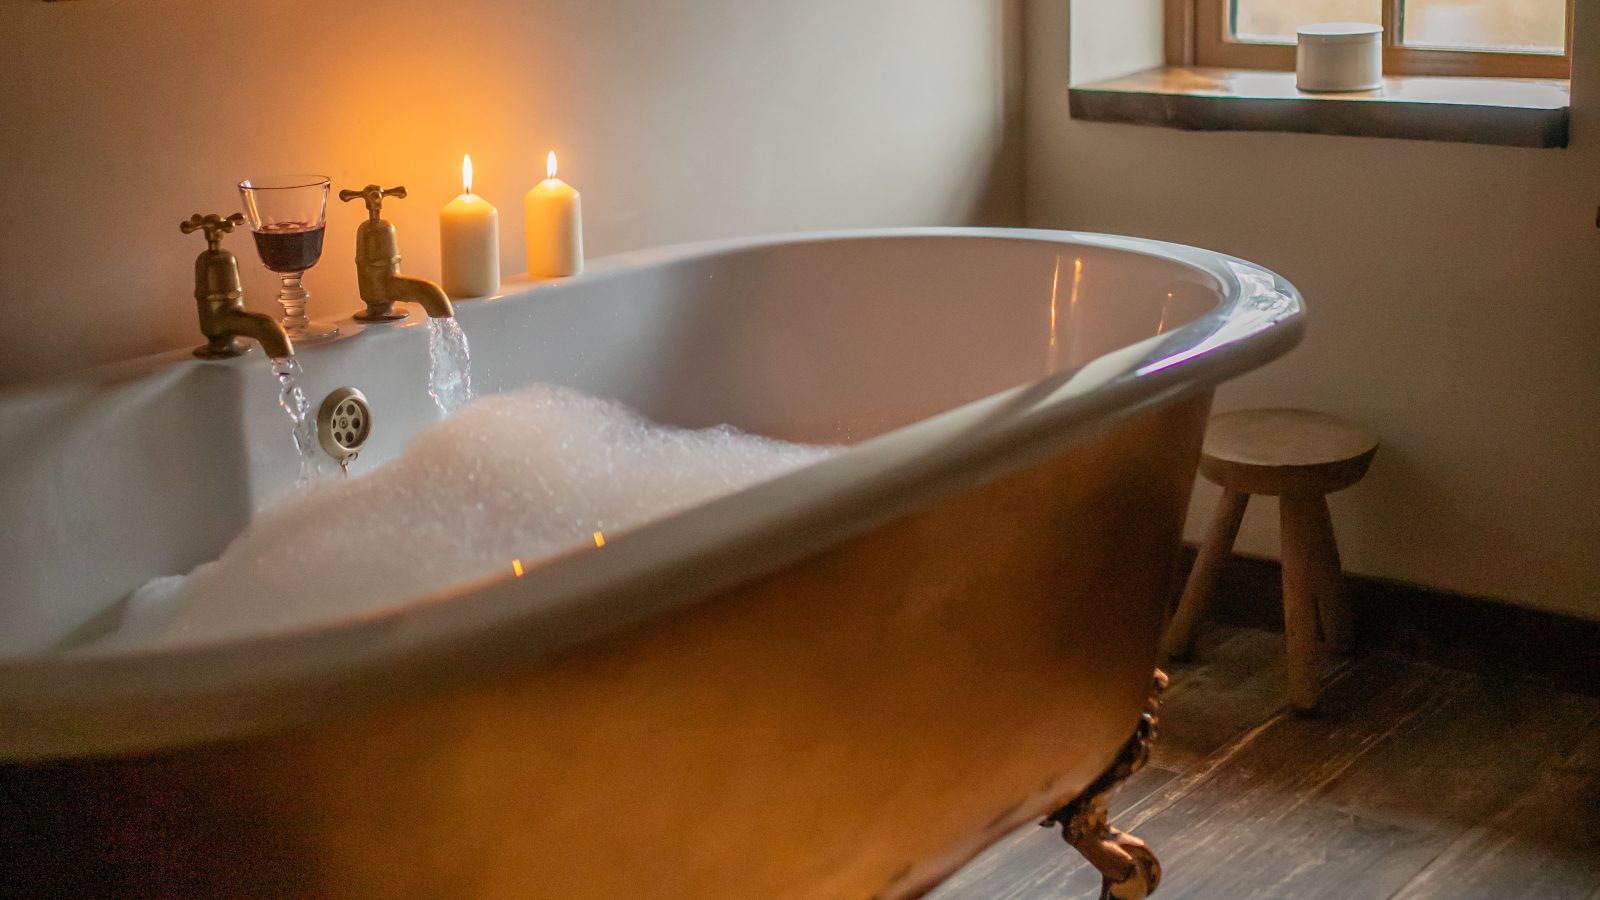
[180,213,294,361]
[338,184,455,323]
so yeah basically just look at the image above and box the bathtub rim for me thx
[0,227,1304,759]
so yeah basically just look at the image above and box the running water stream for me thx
[269,317,473,491]
[271,357,320,486]
[427,316,475,417]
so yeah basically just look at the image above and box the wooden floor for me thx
[932,627,1600,900]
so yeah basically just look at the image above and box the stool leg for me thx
[1300,494,1353,655]
[1162,489,1249,661]
[1280,492,1343,712]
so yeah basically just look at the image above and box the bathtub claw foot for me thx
[1044,669,1167,899]
[1057,802,1161,900]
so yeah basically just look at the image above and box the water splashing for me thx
[271,357,320,486]
[427,316,475,417]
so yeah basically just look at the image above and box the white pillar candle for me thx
[440,154,501,299]
[524,151,583,278]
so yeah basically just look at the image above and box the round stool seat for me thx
[1200,409,1378,496]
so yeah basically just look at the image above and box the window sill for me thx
[1068,66,1570,148]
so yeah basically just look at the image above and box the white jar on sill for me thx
[1296,22,1384,93]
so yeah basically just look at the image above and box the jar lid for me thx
[1297,22,1384,44]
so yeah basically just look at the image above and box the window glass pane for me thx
[1402,0,1565,53]
[1232,0,1383,44]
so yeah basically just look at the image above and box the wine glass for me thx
[238,175,338,342]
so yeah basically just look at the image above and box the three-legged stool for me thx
[1163,409,1378,712]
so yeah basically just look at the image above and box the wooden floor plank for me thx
[1388,706,1600,900]
[1154,627,1297,769]
[1321,665,1600,834]
[1149,803,1440,900]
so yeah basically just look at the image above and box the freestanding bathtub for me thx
[0,228,1301,898]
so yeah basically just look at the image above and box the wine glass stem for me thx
[277,273,311,332]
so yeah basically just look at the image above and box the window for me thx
[1175,0,1573,78]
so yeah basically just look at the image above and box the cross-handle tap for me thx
[339,184,407,223]
[181,212,243,250]
[338,183,454,323]
[181,213,294,361]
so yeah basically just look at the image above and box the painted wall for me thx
[1069,0,1163,84]
[1027,0,1600,618]
[0,0,1021,386]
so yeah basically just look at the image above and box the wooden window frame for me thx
[1169,0,1574,79]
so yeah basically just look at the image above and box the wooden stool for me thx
[1163,409,1378,712]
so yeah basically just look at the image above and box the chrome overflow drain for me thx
[317,387,372,475]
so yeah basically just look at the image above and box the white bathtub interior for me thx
[0,234,1227,658]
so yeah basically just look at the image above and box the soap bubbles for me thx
[107,384,840,651]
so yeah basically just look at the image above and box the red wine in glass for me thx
[252,222,326,274]
[239,175,337,343]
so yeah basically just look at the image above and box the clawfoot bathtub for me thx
[0,229,1301,897]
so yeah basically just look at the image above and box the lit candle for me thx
[440,154,501,299]
[524,150,583,278]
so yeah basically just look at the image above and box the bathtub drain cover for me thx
[317,387,372,465]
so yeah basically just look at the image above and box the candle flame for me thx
[593,530,605,548]
[547,150,558,181]
[463,154,474,195]
[511,558,524,577]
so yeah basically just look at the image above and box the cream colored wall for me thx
[1069,0,1163,83]
[0,0,1021,385]
[1027,1,1600,618]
